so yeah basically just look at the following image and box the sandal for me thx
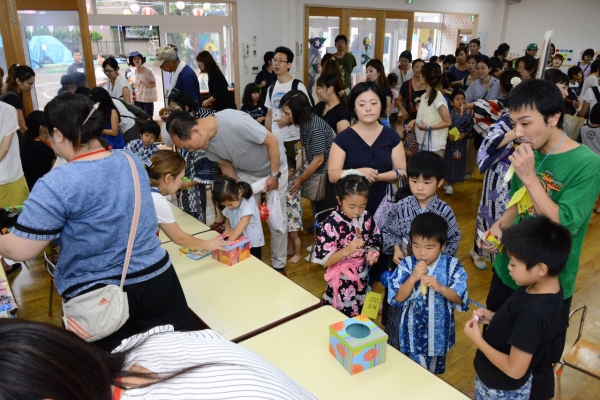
[470,249,487,270]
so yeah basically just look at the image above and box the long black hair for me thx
[89,86,119,124]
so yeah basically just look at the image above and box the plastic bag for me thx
[266,190,284,232]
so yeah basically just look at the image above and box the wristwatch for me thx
[270,171,282,178]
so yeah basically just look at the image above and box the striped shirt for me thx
[381,195,461,257]
[300,114,335,174]
[116,325,317,399]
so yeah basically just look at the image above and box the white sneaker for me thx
[464,173,472,180]
[306,245,313,252]
[445,185,454,195]
[470,249,487,270]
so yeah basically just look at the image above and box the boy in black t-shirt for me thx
[565,66,582,115]
[464,216,571,400]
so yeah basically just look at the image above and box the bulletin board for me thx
[557,48,577,66]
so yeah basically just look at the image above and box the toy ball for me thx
[380,270,392,288]
[259,203,269,221]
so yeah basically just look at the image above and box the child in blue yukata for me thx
[464,216,570,400]
[126,120,160,163]
[387,212,468,374]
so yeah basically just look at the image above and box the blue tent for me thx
[27,35,74,69]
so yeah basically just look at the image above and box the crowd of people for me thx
[0,33,599,400]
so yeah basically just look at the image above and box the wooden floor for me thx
[8,171,600,399]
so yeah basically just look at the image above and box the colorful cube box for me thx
[211,235,251,266]
[329,314,388,375]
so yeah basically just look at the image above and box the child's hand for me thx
[410,261,428,282]
[421,275,442,292]
[223,229,233,237]
[473,308,494,325]
[464,318,483,343]
[393,247,404,264]
[346,238,365,256]
[366,250,379,266]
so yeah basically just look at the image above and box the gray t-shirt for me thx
[207,109,286,177]
[581,124,600,155]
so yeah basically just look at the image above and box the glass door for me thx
[384,12,412,75]
[349,10,379,84]
[307,15,341,94]
[17,10,81,110]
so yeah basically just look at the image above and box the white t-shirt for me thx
[0,103,23,185]
[579,75,599,101]
[95,66,107,88]
[415,90,449,152]
[107,74,132,103]
[390,65,413,92]
[264,78,309,142]
[151,191,176,224]
[115,325,317,400]
[112,98,136,133]
[221,196,265,247]
[582,86,599,112]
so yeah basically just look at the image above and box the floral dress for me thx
[444,107,472,184]
[473,103,514,261]
[313,208,382,317]
[286,179,302,232]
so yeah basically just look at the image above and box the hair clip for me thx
[341,169,364,178]
[145,159,154,169]
[82,103,100,126]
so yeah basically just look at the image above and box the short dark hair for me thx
[590,104,600,125]
[409,213,448,246]
[334,35,348,44]
[499,68,522,94]
[450,90,465,102]
[44,93,105,151]
[567,65,583,80]
[279,90,312,128]
[544,68,568,86]
[438,55,446,62]
[429,56,439,64]
[140,120,160,138]
[166,110,197,140]
[102,57,119,71]
[582,48,595,58]
[502,216,572,276]
[387,72,398,86]
[399,50,412,63]
[467,54,481,63]
[444,54,456,65]
[507,79,565,129]
[168,91,199,113]
[274,46,294,64]
[72,49,81,55]
[516,54,537,75]
[455,46,468,57]
[469,39,481,47]
[407,151,444,181]
[590,59,600,74]
[348,81,387,120]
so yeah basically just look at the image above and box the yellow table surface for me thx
[160,203,210,243]
[240,306,468,399]
[163,231,321,342]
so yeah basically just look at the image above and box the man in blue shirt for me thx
[154,44,200,102]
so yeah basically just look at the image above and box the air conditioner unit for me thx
[506,0,522,4]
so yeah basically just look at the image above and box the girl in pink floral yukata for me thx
[313,172,382,317]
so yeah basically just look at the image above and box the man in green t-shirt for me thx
[333,35,357,90]
[480,79,600,400]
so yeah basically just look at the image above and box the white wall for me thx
[502,0,599,59]
[235,0,497,99]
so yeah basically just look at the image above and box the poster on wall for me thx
[556,49,576,66]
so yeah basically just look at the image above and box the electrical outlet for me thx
[252,66,259,74]
[252,35,257,46]
[252,50,257,57]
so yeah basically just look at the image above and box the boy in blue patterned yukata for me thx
[387,212,468,374]
[126,120,160,163]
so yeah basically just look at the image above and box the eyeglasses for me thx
[103,69,115,73]
[272,58,289,64]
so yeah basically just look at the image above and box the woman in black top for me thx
[281,90,336,212]
[398,59,426,123]
[313,73,351,134]
[196,51,236,111]
[255,51,276,94]
[20,111,55,190]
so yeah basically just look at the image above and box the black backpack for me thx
[267,78,315,107]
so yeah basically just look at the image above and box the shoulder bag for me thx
[62,152,140,342]
[374,169,405,230]
[297,148,327,202]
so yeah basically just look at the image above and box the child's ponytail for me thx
[212,176,254,205]
[146,150,186,187]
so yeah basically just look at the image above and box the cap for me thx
[526,43,539,51]
[128,51,146,66]
[153,45,179,67]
